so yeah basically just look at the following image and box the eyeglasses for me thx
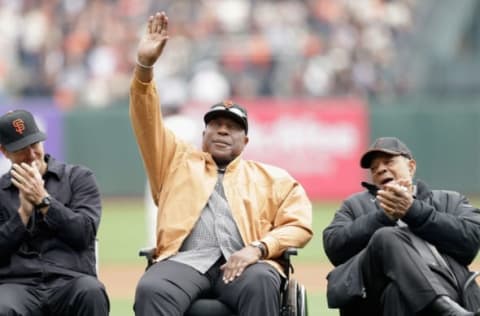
[209,105,247,119]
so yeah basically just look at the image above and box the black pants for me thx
[134,258,282,316]
[0,274,109,316]
[345,227,460,316]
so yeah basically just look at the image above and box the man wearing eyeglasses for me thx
[129,12,313,316]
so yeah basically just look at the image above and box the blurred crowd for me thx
[0,0,417,109]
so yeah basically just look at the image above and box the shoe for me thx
[427,296,476,316]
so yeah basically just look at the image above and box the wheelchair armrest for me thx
[138,246,300,275]
[139,247,156,269]
[282,247,298,261]
[279,247,298,279]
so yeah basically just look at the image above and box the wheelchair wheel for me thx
[287,279,298,316]
[297,283,308,316]
[286,279,308,316]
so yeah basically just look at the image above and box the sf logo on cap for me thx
[12,119,25,135]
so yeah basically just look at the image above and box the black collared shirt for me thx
[0,154,101,284]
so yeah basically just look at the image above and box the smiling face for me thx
[369,152,416,189]
[202,116,248,168]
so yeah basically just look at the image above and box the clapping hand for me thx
[377,179,414,220]
[11,162,48,224]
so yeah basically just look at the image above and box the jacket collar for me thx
[205,151,243,174]
[361,179,432,200]
[361,181,379,196]
[414,180,432,200]
[224,154,242,173]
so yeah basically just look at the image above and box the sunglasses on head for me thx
[210,105,247,119]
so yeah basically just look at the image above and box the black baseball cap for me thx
[0,110,47,152]
[360,137,413,169]
[203,100,248,134]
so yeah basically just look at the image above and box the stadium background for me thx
[2,0,480,315]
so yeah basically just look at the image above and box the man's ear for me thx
[244,135,249,146]
[0,145,6,156]
[408,159,416,177]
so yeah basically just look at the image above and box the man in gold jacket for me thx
[130,12,313,316]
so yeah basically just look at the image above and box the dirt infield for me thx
[99,263,333,299]
[99,261,480,299]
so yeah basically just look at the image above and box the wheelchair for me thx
[139,247,308,316]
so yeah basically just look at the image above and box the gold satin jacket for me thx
[129,76,313,273]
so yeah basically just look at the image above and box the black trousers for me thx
[134,257,282,316]
[344,227,460,316]
[0,274,109,316]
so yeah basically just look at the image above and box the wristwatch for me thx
[250,241,267,259]
[36,196,52,209]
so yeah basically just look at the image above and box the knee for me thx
[0,295,35,316]
[73,276,108,303]
[0,285,33,315]
[135,275,168,303]
[233,264,281,315]
[135,277,152,299]
[368,227,403,251]
[0,305,15,316]
[240,264,281,296]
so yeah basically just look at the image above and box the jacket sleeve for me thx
[260,180,313,259]
[403,191,480,265]
[323,195,396,266]
[43,166,101,250]
[129,76,179,205]
[0,209,28,259]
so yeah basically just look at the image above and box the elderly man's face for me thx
[369,153,416,189]
[0,142,47,175]
[202,116,248,168]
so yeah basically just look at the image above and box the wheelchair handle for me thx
[139,247,156,269]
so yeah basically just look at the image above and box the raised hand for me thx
[137,11,169,67]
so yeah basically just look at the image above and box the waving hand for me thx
[136,11,169,82]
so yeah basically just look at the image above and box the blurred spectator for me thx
[0,0,417,109]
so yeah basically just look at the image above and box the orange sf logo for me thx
[223,100,234,108]
[12,119,25,134]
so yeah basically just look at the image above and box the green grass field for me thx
[98,197,480,316]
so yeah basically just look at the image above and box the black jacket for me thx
[0,155,101,283]
[323,180,480,311]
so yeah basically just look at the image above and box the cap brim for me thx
[360,149,402,169]
[4,132,46,152]
[204,110,247,132]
